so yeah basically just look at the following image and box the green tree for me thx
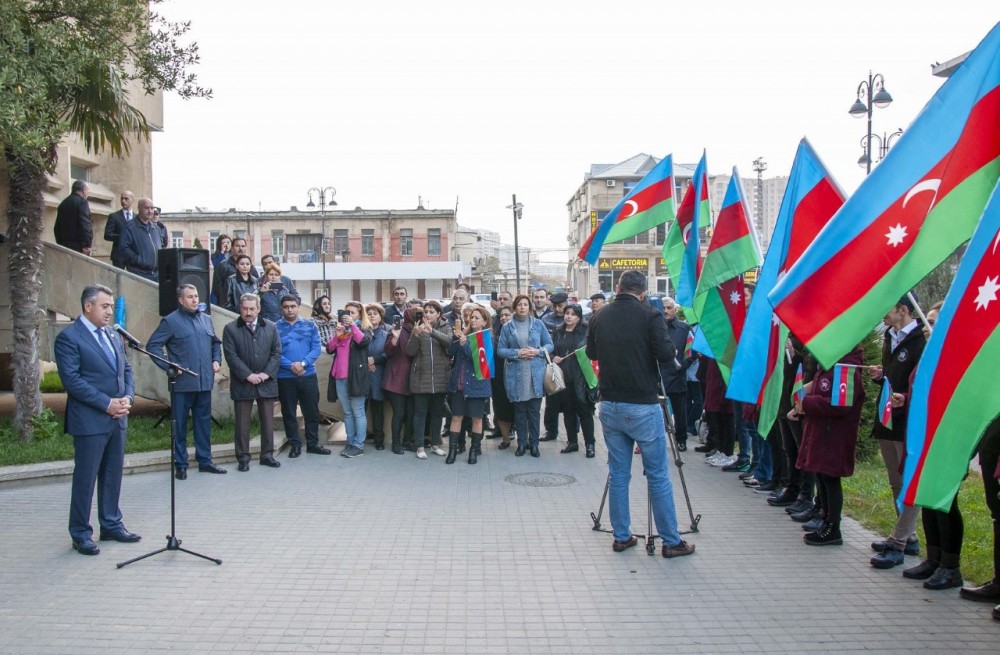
[1,0,210,439]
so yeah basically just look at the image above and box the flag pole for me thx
[907,291,931,332]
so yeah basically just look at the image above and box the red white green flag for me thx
[573,347,600,389]
[770,22,1000,368]
[900,180,1000,511]
[664,152,711,314]
[830,364,856,407]
[790,363,805,404]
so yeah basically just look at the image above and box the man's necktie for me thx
[96,328,116,367]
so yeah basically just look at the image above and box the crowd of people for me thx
[49,187,1000,621]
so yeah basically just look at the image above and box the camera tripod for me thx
[591,395,701,555]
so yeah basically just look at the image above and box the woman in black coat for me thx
[551,305,596,458]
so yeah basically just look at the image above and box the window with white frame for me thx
[271,231,285,259]
[333,229,349,255]
[361,229,374,256]
[400,229,413,256]
[427,228,441,256]
[171,231,184,248]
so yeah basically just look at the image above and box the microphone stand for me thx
[116,340,222,568]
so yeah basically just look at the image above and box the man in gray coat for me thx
[223,293,282,472]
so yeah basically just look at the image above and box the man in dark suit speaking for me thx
[54,284,141,556]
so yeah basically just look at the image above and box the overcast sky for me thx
[152,1,997,260]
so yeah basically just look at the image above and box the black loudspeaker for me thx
[158,248,211,317]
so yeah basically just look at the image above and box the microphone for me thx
[113,324,143,348]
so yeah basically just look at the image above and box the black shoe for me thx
[694,444,714,453]
[804,523,842,546]
[924,567,963,590]
[560,443,579,454]
[790,506,820,523]
[403,441,417,453]
[288,445,302,458]
[375,443,385,451]
[174,467,187,480]
[960,580,1000,603]
[871,539,920,556]
[99,529,141,543]
[392,443,404,455]
[586,444,596,458]
[993,604,1000,621]
[530,445,540,457]
[237,462,250,472]
[72,539,100,556]
[785,498,813,514]
[306,445,331,455]
[198,464,227,474]
[539,434,557,442]
[902,558,939,579]
[752,480,779,493]
[515,444,526,457]
[767,489,798,507]
[260,457,281,468]
[677,442,687,452]
[498,441,511,450]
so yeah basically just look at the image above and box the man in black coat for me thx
[658,297,694,451]
[222,292,282,471]
[103,191,134,268]
[54,180,93,254]
[118,198,167,281]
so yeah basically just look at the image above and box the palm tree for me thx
[7,61,151,440]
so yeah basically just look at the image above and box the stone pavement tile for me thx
[0,425,998,653]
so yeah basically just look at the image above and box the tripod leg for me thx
[176,546,223,565]
[662,396,700,533]
[116,547,169,569]
[591,473,611,531]
[646,482,656,556]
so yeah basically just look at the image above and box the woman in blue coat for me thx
[365,303,390,450]
[446,306,494,464]
[497,294,553,458]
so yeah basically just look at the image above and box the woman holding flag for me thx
[445,306,494,464]
[793,345,866,547]
[551,304,597,458]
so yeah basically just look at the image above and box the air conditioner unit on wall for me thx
[606,180,616,188]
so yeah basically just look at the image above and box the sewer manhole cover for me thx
[504,472,577,487]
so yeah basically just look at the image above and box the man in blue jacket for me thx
[275,295,330,457]
[147,284,225,478]
[55,284,141,556]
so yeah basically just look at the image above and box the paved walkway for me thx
[0,421,997,653]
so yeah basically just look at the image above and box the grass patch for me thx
[39,371,64,393]
[0,410,245,467]
[844,455,994,585]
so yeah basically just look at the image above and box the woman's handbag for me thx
[543,351,566,395]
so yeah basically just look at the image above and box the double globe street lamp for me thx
[306,186,337,295]
[849,72,895,175]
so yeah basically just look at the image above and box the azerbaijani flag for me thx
[468,328,494,380]
[830,364,856,407]
[899,180,1000,511]
[727,139,845,439]
[790,363,805,404]
[878,378,894,429]
[578,155,676,265]
[690,169,761,382]
[664,151,710,311]
[573,347,600,389]
[684,331,694,359]
[770,22,1000,369]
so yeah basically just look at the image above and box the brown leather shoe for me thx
[960,580,1000,603]
[612,536,638,552]
[662,540,696,558]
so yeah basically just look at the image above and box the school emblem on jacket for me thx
[897,349,908,362]
[819,378,831,393]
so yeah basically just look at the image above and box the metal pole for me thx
[512,194,521,294]
[321,191,327,295]
[865,72,874,176]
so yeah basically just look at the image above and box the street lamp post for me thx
[306,186,337,296]
[507,195,524,293]
[849,71,894,175]
[857,129,904,170]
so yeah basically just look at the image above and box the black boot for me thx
[445,431,459,465]
[391,435,404,455]
[457,428,467,455]
[903,545,941,579]
[374,432,385,451]
[468,432,482,465]
[924,552,964,590]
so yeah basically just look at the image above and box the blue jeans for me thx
[734,402,752,464]
[600,401,682,547]
[336,378,367,449]
[747,419,772,482]
[514,397,542,447]
[173,390,213,468]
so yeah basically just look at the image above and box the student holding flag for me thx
[869,294,927,569]
[793,346,866,546]
[445,306,494,465]
[551,304,597,458]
